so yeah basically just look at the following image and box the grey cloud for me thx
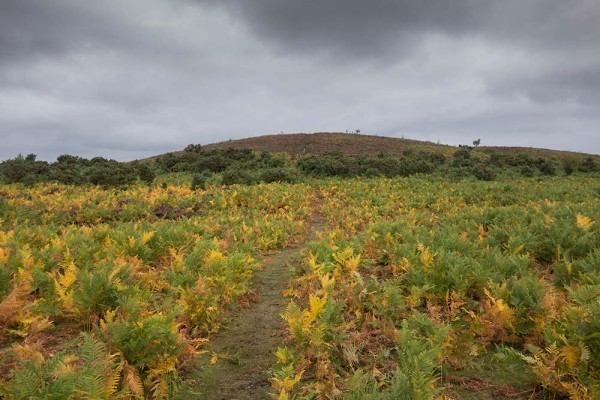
[0,0,599,161]
[204,0,600,59]
[0,0,136,62]
[205,0,600,108]
[203,0,479,60]
[489,63,600,104]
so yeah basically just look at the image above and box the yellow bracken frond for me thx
[0,248,9,264]
[55,261,77,290]
[418,243,436,266]
[275,347,292,364]
[576,214,594,230]
[277,390,289,400]
[123,362,144,398]
[559,345,580,370]
[205,249,225,265]
[320,274,335,293]
[0,230,14,245]
[12,343,45,365]
[277,370,304,391]
[142,231,155,245]
[307,294,327,322]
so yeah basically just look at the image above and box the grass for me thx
[443,351,539,399]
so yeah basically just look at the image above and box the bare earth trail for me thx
[178,215,326,400]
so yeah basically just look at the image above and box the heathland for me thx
[1,133,599,399]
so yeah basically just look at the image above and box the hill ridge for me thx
[152,132,598,160]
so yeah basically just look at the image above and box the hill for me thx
[202,132,450,157]
[154,132,597,161]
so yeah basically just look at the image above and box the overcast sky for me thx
[1,0,599,161]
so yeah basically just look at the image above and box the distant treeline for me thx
[1,146,597,187]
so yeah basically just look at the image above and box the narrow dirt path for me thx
[179,216,325,400]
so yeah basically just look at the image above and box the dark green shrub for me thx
[191,171,212,190]
[364,167,381,177]
[49,155,85,184]
[520,166,534,177]
[451,148,473,168]
[221,167,256,186]
[397,157,434,176]
[537,159,556,176]
[579,157,598,173]
[473,166,496,181]
[0,155,50,185]
[562,158,577,175]
[87,160,137,187]
[191,154,232,173]
[489,152,508,167]
[158,153,179,172]
[131,161,156,184]
[139,165,156,184]
[454,147,472,159]
[426,152,446,166]
[359,156,398,177]
[297,154,352,177]
[259,151,286,168]
[258,167,298,183]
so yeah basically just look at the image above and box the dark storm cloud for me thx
[204,0,479,59]
[206,0,599,59]
[0,0,599,161]
[207,0,600,104]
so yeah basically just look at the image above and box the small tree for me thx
[355,129,361,134]
[473,139,481,147]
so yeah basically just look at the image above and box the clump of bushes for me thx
[259,167,299,183]
[3,146,596,188]
[221,167,256,186]
[191,171,213,190]
[473,166,497,181]
[297,153,353,177]
[536,159,556,176]
[579,157,598,173]
[0,154,157,187]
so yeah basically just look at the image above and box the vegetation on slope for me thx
[2,133,598,188]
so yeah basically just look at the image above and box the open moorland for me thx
[1,134,599,399]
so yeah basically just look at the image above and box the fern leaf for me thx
[576,214,594,230]
[123,362,144,398]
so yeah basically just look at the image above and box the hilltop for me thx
[154,132,597,161]
[202,132,449,157]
